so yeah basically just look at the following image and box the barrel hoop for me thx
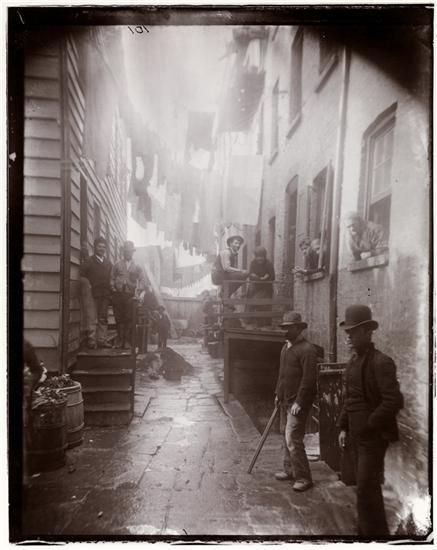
[66,399,84,408]
[68,422,85,433]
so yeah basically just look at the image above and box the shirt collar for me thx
[286,333,305,348]
[94,255,104,263]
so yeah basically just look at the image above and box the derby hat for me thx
[227,234,244,247]
[339,304,379,330]
[121,240,136,252]
[279,311,308,329]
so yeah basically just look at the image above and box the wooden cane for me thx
[247,404,279,474]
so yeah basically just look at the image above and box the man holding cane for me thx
[274,311,318,492]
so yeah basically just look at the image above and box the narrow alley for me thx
[22,340,399,540]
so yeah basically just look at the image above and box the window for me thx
[257,104,264,155]
[308,166,333,270]
[285,177,298,270]
[289,29,303,122]
[319,30,337,73]
[269,216,276,264]
[271,80,279,156]
[364,113,395,238]
[80,174,88,254]
[106,221,111,258]
[93,201,101,240]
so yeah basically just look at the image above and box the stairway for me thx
[72,349,136,426]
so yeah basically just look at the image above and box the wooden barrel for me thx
[63,381,84,448]
[28,399,67,473]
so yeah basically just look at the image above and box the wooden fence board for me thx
[25,77,60,99]
[25,98,60,119]
[23,272,60,292]
[23,328,59,348]
[24,291,60,310]
[24,158,61,179]
[25,55,60,79]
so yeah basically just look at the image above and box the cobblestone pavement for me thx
[21,340,398,540]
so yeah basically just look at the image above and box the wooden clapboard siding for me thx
[23,41,62,372]
[24,196,61,217]
[24,234,61,255]
[24,119,61,141]
[24,291,60,310]
[23,329,60,348]
[25,310,60,330]
[24,272,60,292]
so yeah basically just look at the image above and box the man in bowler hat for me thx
[338,304,403,537]
[274,311,318,492]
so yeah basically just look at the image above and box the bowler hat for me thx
[227,234,244,247]
[122,240,136,252]
[339,304,379,331]
[279,311,307,329]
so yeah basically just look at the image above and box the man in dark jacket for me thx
[274,311,318,492]
[80,237,113,349]
[338,304,403,537]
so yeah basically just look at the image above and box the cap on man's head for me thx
[339,304,379,331]
[344,211,363,224]
[122,240,136,252]
[279,310,308,329]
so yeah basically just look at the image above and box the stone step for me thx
[76,350,135,372]
[72,370,133,389]
[82,386,133,406]
[84,403,133,426]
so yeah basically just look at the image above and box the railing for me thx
[221,279,294,329]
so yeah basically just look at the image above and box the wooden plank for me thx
[69,101,85,143]
[71,248,80,265]
[223,298,294,306]
[24,291,60,310]
[29,44,59,57]
[70,133,83,161]
[69,309,81,323]
[70,280,81,299]
[24,215,61,236]
[222,311,285,319]
[25,55,60,79]
[68,109,84,138]
[68,324,80,342]
[21,254,61,273]
[68,83,85,122]
[69,297,81,310]
[23,328,59,348]
[25,77,60,99]
[25,98,60,120]
[71,229,80,250]
[71,214,80,233]
[24,119,61,140]
[67,36,80,65]
[24,234,61,255]
[23,272,60,292]
[24,158,60,179]
[67,71,85,112]
[24,177,61,198]
[66,47,80,84]
[24,196,61,217]
[24,310,60,330]
[24,138,61,160]
[71,264,80,281]
[71,196,80,217]
[71,181,80,201]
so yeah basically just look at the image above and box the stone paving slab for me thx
[21,341,381,541]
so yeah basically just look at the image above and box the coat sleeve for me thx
[367,356,403,430]
[295,345,318,409]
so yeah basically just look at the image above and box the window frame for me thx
[289,28,303,125]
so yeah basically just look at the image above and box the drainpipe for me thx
[328,46,350,363]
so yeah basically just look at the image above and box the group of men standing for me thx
[274,305,403,537]
[81,238,169,350]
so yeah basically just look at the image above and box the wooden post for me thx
[224,332,230,403]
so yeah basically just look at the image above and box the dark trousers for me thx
[350,431,389,537]
[112,292,134,346]
[158,329,168,349]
